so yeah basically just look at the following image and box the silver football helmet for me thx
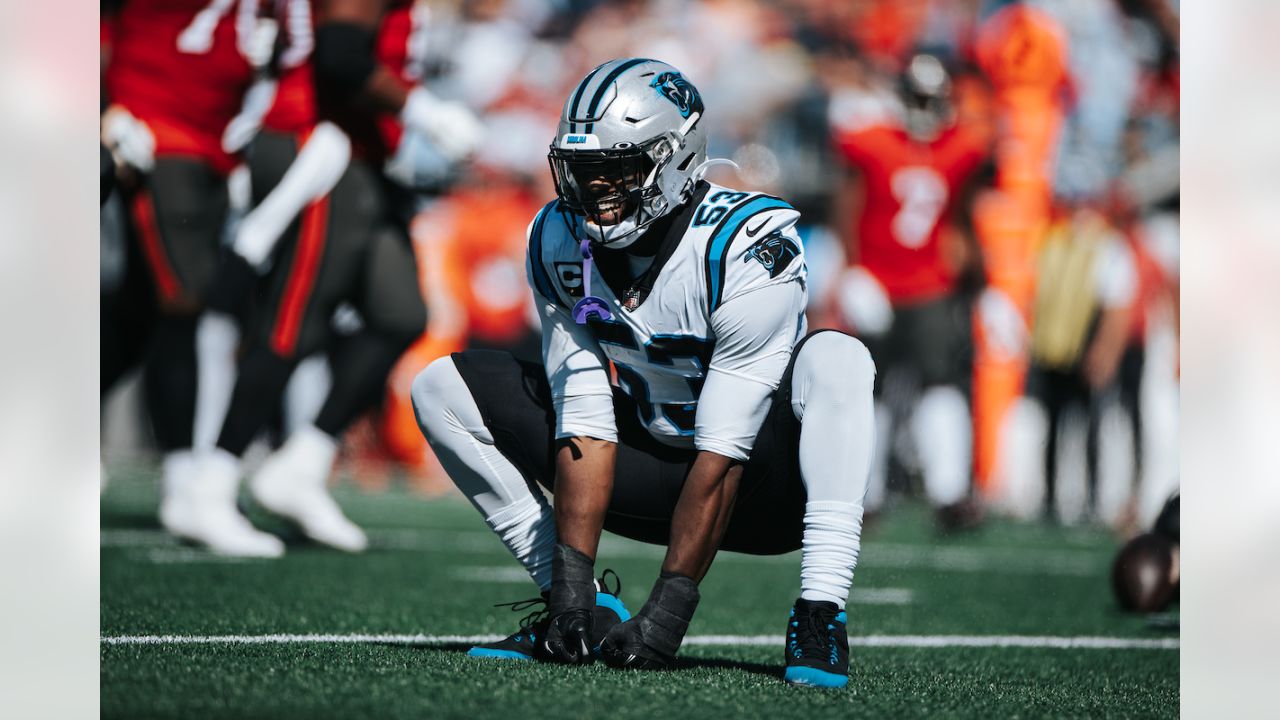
[549,58,709,248]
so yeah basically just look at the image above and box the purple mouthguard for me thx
[572,237,613,324]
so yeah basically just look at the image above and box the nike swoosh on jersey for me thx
[744,218,769,237]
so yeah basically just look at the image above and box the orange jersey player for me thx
[970,3,1072,499]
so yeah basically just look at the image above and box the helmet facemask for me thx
[548,131,685,248]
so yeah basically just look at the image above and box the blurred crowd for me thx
[101,0,1179,536]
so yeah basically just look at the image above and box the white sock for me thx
[193,312,240,452]
[800,501,864,607]
[790,332,877,609]
[994,397,1048,520]
[412,356,558,590]
[283,355,332,435]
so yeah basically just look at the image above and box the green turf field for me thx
[101,465,1178,719]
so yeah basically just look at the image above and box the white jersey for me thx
[527,183,809,461]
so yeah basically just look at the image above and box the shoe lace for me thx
[597,568,622,597]
[793,605,839,659]
[494,596,548,631]
[493,569,621,632]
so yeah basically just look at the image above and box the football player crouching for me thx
[412,59,876,688]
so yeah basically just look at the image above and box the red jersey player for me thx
[830,53,1010,530]
[176,0,481,556]
[101,0,266,549]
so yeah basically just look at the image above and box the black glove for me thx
[600,571,700,670]
[535,543,596,665]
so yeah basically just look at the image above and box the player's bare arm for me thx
[661,451,744,582]
[553,437,616,561]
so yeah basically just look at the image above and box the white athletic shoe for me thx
[248,425,368,553]
[160,449,285,558]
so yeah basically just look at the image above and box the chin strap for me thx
[572,237,614,325]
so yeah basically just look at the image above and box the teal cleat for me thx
[782,598,849,688]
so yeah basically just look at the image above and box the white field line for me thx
[848,588,914,605]
[100,633,1177,650]
[101,529,1104,576]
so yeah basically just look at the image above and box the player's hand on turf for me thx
[600,572,699,670]
[536,609,594,665]
[599,617,675,670]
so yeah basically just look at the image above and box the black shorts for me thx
[127,156,229,308]
[451,331,843,555]
[246,130,426,359]
[864,293,972,395]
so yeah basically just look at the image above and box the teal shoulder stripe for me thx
[528,202,560,306]
[705,196,793,313]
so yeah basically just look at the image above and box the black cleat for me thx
[467,571,629,661]
[782,598,849,688]
[467,595,549,661]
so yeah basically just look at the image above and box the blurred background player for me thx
[1020,198,1138,522]
[827,51,1009,530]
[176,0,482,556]
[101,0,265,532]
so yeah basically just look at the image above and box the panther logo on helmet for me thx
[650,71,704,119]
